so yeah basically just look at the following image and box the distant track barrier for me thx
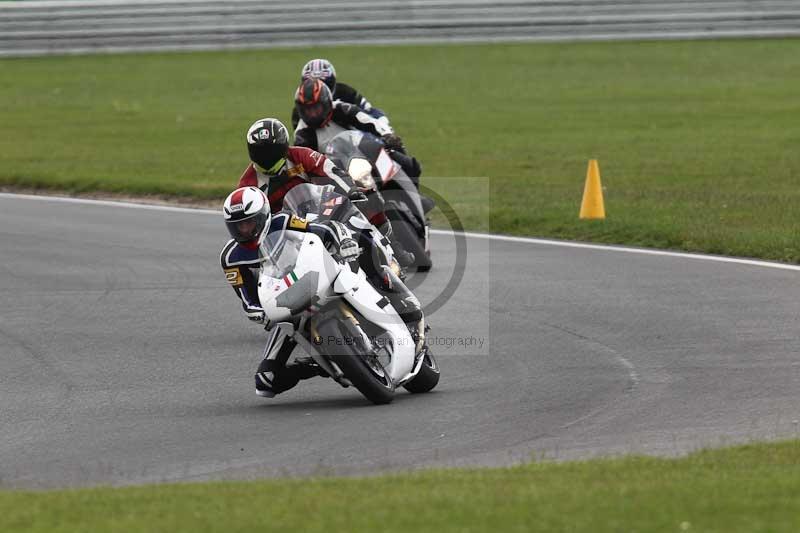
[2,0,799,57]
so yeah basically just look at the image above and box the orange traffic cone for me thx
[579,159,605,219]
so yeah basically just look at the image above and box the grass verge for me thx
[1,39,799,261]
[2,439,800,532]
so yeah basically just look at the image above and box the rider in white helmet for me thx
[220,186,428,398]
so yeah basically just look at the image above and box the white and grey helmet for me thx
[301,58,337,92]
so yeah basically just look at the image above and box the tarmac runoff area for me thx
[1,192,799,489]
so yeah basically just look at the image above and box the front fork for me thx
[303,303,375,389]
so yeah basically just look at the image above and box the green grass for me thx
[2,39,799,261]
[3,439,800,532]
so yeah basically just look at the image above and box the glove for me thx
[247,310,267,325]
[348,189,368,202]
[381,133,406,153]
[337,237,361,262]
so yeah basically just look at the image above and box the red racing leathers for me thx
[237,146,352,212]
[237,145,388,227]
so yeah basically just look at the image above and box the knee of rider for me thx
[368,210,388,227]
[400,307,424,324]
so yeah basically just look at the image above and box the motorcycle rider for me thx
[239,117,357,212]
[243,117,415,267]
[241,118,381,240]
[293,78,422,185]
[290,58,386,129]
[219,186,428,398]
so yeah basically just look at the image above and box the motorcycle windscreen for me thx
[259,230,304,280]
[283,183,328,219]
[284,183,349,221]
[325,130,364,168]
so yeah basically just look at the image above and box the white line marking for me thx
[2,192,798,272]
[0,192,217,215]
[432,229,800,272]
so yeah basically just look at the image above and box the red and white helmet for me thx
[223,187,271,245]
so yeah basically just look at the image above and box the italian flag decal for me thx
[283,271,299,286]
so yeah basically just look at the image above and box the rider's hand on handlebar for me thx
[247,310,267,325]
[381,133,405,153]
[337,237,361,262]
[347,189,368,203]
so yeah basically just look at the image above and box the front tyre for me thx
[316,318,395,405]
[403,348,439,393]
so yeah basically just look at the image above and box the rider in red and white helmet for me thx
[221,186,356,320]
[220,186,363,396]
[220,185,428,398]
[223,186,271,249]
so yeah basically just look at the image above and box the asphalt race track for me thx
[1,194,799,489]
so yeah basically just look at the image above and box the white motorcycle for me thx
[257,184,439,404]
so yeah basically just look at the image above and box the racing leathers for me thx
[291,81,385,130]
[238,146,352,211]
[294,101,421,184]
[220,208,424,398]
[237,145,392,232]
[220,212,349,395]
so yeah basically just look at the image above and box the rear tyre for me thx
[317,318,395,405]
[403,348,440,394]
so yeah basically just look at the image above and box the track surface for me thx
[1,194,799,489]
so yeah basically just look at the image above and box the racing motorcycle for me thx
[257,184,439,404]
[325,130,433,271]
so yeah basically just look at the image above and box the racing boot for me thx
[254,332,327,398]
[377,220,415,269]
[375,266,423,325]
[376,267,430,357]
[255,356,328,397]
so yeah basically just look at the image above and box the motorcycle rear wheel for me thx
[317,318,395,405]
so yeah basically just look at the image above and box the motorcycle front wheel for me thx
[403,348,440,394]
[316,317,395,405]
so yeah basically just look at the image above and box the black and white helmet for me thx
[301,58,337,92]
[223,187,271,245]
[246,118,290,176]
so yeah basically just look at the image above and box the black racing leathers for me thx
[294,102,421,183]
[291,82,383,129]
[294,101,393,153]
